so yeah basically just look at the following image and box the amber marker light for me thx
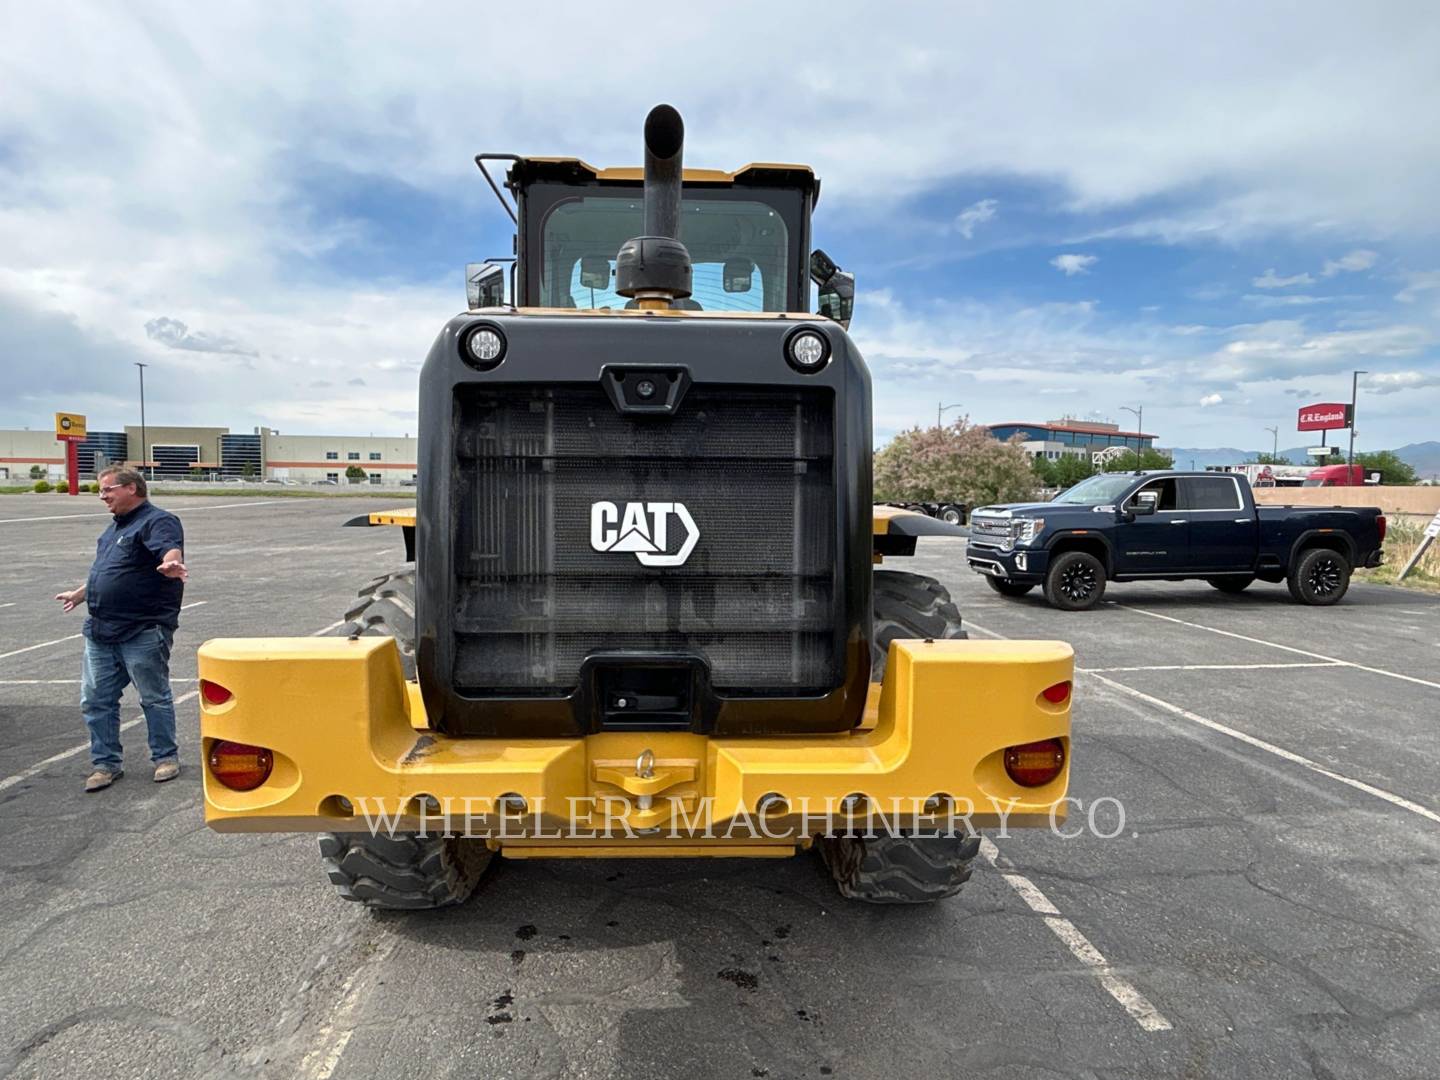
[200,680,233,706]
[208,741,273,791]
[1004,739,1066,787]
[1041,680,1072,705]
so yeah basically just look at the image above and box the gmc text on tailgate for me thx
[967,471,1386,610]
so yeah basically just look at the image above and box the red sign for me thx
[1297,402,1351,431]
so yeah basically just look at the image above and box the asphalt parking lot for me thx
[2,493,1438,1079]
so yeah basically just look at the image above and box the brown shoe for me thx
[85,769,122,792]
[153,760,180,783]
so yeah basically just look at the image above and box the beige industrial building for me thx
[0,424,418,484]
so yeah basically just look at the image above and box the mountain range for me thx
[1159,441,1440,477]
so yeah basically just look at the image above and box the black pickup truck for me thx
[967,471,1386,610]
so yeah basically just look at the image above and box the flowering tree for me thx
[874,421,1037,507]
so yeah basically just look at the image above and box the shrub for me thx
[55,480,69,493]
[33,480,52,493]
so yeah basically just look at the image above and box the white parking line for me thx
[299,936,397,1079]
[1080,662,1343,674]
[1114,605,1440,691]
[0,602,16,609]
[980,838,1172,1032]
[0,601,208,664]
[0,501,282,524]
[1085,671,1440,826]
[0,689,201,793]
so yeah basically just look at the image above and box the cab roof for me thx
[506,157,821,206]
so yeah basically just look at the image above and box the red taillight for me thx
[1004,739,1065,787]
[208,740,273,791]
[1042,681,1072,704]
[1377,515,1387,543]
[200,680,232,706]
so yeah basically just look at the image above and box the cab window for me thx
[1180,476,1243,510]
[1130,478,1179,510]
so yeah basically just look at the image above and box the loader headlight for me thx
[461,323,507,370]
[785,328,830,373]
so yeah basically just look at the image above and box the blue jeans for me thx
[81,625,177,773]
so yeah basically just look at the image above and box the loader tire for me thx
[319,832,492,909]
[872,570,967,682]
[820,833,982,904]
[341,565,417,679]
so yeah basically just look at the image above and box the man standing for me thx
[54,467,189,791]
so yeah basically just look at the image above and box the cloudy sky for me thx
[3,2,1438,452]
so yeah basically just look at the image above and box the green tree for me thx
[1053,454,1098,488]
[874,421,1037,507]
[242,460,257,479]
[1251,452,1292,465]
[1355,450,1418,485]
[189,467,205,480]
[29,465,43,480]
[1099,448,1174,473]
[1031,455,1057,487]
[345,464,367,483]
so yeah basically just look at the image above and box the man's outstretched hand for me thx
[157,559,188,582]
[54,589,83,613]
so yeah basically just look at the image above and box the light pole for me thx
[135,362,149,479]
[1119,404,1143,467]
[937,402,963,430]
[1264,425,1278,461]
[1348,370,1367,466]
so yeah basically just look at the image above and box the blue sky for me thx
[2,2,1437,455]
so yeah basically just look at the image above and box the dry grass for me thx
[1357,516,1440,592]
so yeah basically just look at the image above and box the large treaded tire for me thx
[820,833,982,904]
[1287,547,1352,606]
[822,571,975,904]
[1043,550,1107,611]
[871,570,967,682]
[324,568,493,909]
[342,566,417,679]
[319,832,492,909]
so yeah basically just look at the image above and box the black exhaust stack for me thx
[615,104,693,305]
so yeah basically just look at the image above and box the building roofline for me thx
[987,421,1157,439]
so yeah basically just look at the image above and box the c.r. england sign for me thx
[1297,402,1351,432]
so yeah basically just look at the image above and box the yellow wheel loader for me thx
[198,105,1073,907]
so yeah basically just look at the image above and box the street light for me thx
[1119,404,1143,467]
[1348,370,1367,466]
[1264,426,1278,461]
[937,402,963,430]
[135,362,149,479]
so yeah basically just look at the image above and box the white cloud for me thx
[1395,271,1440,304]
[953,198,998,238]
[1252,269,1315,289]
[1199,393,1223,407]
[1365,370,1440,395]
[1050,253,1098,276]
[1320,249,1378,277]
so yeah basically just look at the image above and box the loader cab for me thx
[475,157,851,323]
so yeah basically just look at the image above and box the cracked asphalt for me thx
[2,493,1438,1079]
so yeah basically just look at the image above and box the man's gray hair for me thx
[99,466,147,498]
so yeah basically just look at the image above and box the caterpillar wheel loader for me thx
[198,105,1073,907]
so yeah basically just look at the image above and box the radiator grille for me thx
[451,385,836,693]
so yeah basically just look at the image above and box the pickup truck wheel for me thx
[1044,551,1106,611]
[1287,548,1351,605]
[985,576,1035,598]
[820,833,982,904]
[1207,576,1255,594]
[872,570,967,681]
[319,833,492,909]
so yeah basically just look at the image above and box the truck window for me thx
[1180,476,1243,510]
[541,195,790,312]
[1131,478,1179,510]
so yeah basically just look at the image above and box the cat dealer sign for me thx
[1297,403,1352,431]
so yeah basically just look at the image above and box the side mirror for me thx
[466,263,506,309]
[579,255,612,291]
[818,271,855,330]
[1130,490,1159,516]
[722,258,754,293]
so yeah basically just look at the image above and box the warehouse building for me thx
[987,419,1156,462]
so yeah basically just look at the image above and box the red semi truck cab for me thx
[1304,464,1382,487]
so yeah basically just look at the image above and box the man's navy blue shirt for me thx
[84,501,185,644]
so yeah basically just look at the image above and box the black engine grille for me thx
[451,385,837,694]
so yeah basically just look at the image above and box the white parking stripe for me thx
[0,501,282,524]
[1085,672,1440,825]
[1114,605,1440,691]
[981,838,1173,1032]
[0,689,200,793]
[0,602,16,609]
[1080,662,1343,673]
